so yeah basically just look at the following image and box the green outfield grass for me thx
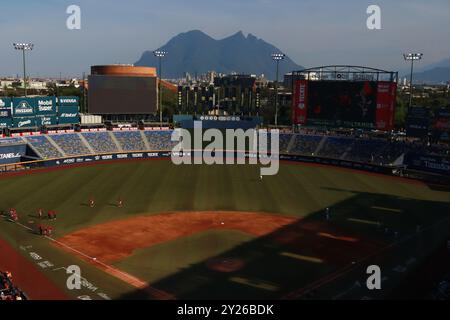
[114,230,254,284]
[1,160,450,299]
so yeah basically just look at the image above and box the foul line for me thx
[12,219,174,300]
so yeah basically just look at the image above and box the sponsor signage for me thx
[58,96,79,106]
[58,105,79,124]
[36,115,58,126]
[36,97,56,115]
[405,153,450,176]
[0,144,27,165]
[0,97,11,108]
[0,118,12,128]
[12,98,35,117]
[0,108,11,118]
[36,152,390,177]
[292,80,309,125]
[376,81,397,131]
[13,117,36,128]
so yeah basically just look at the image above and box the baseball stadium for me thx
[1,120,450,300]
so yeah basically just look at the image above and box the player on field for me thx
[9,208,18,222]
[117,198,124,208]
[48,210,57,221]
[38,208,44,219]
[89,198,95,208]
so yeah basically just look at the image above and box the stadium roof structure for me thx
[292,65,398,82]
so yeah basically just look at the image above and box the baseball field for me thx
[1,159,450,300]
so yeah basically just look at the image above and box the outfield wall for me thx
[0,150,394,178]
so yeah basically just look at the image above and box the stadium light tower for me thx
[403,53,423,108]
[272,53,285,127]
[154,50,167,126]
[13,43,34,97]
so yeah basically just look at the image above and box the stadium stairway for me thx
[78,133,96,154]
[109,132,123,152]
[140,131,151,150]
[314,136,328,155]
[286,135,296,154]
[341,141,356,160]
[20,136,43,159]
[45,135,67,157]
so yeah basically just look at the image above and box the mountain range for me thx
[135,30,449,83]
[135,30,302,80]
[401,58,450,84]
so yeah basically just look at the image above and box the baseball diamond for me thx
[1,150,450,300]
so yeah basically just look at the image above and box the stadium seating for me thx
[25,136,63,159]
[0,271,26,300]
[144,131,176,151]
[50,133,90,156]
[114,131,146,151]
[2,130,450,169]
[317,137,354,159]
[0,138,24,146]
[279,134,293,153]
[83,132,119,154]
[290,135,322,155]
[343,138,387,163]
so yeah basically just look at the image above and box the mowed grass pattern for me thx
[1,160,450,299]
[1,160,450,237]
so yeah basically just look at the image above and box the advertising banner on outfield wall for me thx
[36,97,57,115]
[12,98,35,117]
[58,96,79,106]
[0,97,11,109]
[405,153,450,176]
[292,80,309,125]
[12,116,36,128]
[36,115,58,126]
[375,81,397,131]
[0,144,27,165]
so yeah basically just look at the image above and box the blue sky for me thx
[1,0,449,78]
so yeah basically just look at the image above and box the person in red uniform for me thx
[9,209,18,222]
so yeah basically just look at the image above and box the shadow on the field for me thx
[113,190,450,300]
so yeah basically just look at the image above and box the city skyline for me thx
[1,0,449,78]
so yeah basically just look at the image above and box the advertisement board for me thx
[0,144,27,165]
[58,96,79,106]
[0,97,11,109]
[433,108,450,142]
[434,108,450,132]
[12,117,36,128]
[292,80,309,125]
[0,108,11,118]
[36,97,57,115]
[12,98,35,117]
[375,81,396,131]
[0,118,12,128]
[58,113,80,124]
[58,105,79,115]
[405,153,450,176]
[36,115,58,126]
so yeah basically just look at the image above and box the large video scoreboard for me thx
[292,66,397,131]
[88,75,158,115]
